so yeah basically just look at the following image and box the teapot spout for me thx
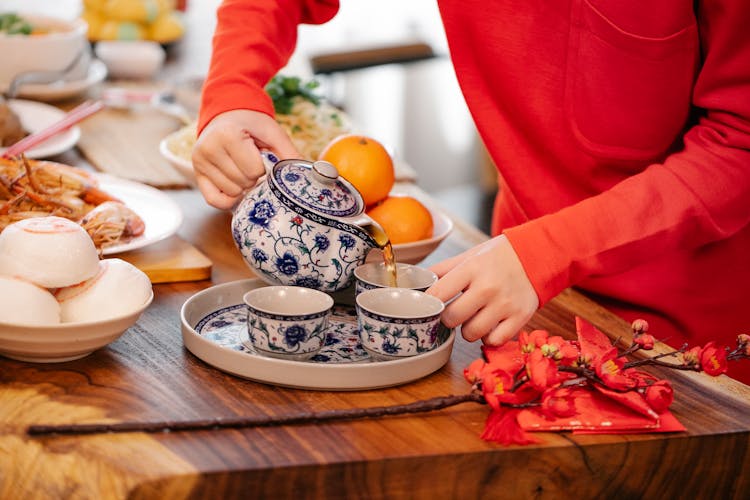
[348,214,390,249]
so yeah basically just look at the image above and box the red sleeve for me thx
[504,0,750,304]
[198,0,340,133]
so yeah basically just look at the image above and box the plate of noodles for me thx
[160,75,352,181]
[160,99,351,181]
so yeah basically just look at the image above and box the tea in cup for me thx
[353,262,437,296]
[243,286,333,360]
[355,287,444,360]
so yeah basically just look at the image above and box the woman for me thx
[193,0,750,383]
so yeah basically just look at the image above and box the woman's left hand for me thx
[426,234,539,345]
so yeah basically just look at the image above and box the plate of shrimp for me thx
[0,156,183,255]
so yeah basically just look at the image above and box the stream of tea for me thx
[365,224,398,287]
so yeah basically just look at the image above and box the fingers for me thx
[195,173,240,210]
[428,246,477,278]
[252,121,300,160]
[482,315,528,346]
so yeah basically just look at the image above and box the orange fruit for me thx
[366,196,434,244]
[319,134,395,207]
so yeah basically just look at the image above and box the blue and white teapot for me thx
[231,152,387,292]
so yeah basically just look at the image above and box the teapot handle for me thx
[259,150,279,174]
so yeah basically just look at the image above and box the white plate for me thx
[94,173,184,255]
[1,99,80,159]
[9,59,107,102]
[181,278,456,391]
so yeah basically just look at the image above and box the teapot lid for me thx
[270,159,363,218]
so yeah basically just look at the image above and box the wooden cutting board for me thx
[76,105,191,188]
[115,235,212,283]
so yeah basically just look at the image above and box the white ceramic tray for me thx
[180,278,455,390]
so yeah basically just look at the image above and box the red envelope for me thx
[517,388,686,433]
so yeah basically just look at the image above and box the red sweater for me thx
[200,0,750,384]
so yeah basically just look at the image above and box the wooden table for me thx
[2,3,749,497]
[1,180,749,498]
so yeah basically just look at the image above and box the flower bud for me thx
[644,380,674,413]
[631,319,649,335]
[634,333,655,350]
[737,334,750,356]
[682,346,701,367]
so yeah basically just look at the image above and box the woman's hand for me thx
[426,234,539,345]
[192,109,299,210]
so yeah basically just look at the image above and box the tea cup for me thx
[353,262,438,296]
[355,287,444,360]
[243,286,333,360]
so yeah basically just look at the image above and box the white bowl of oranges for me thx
[319,134,453,265]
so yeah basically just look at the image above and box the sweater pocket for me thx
[565,0,699,160]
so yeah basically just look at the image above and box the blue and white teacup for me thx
[354,262,438,296]
[355,287,444,360]
[243,286,333,360]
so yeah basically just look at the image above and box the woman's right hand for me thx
[192,109,299,210]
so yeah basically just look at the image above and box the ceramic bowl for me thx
[0,292,153,363]
[354,261,437,296]
[355,287,444,360]
[243,285,334,361]
[0,14,89,89]
[94,40,165,80]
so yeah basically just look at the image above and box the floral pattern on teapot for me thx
[232,156,378,292]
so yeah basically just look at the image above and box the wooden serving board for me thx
[114,235,212,284]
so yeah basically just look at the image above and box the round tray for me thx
[180,279,455,390]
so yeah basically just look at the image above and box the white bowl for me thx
[0,14,89,89]
[159,129,194,181]
[366,202,454,265]
[0,291,153,363]
[94,40,165,80]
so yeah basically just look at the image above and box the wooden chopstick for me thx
[2,100,105,158]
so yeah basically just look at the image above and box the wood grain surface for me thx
[115,235,213,283]
[74,88,192,188]
[1,186,748,499]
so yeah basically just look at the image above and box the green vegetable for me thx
[0,13,33,35]
[265,75,321,115]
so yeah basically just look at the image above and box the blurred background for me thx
[5,0,496,233]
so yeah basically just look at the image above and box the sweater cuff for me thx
[197,82,274,134]
[503,218,572,306]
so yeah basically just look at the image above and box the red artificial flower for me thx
[644,380,674,413]
[291,215,303,226]
[541,335,579,364]
[519,330,549,354]
[526,349,559,391]
[634,333,655,350]
[481,368,517,410]
[482,341,525,374]
[480,408,538,445]
[540,387,577,419]
[594,348,637,390]
[464,358,487,385]
[683,346,701,368]
[699,342,728,376]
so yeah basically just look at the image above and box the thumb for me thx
[254,120,301,160]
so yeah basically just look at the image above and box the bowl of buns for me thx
[0,216,153,362]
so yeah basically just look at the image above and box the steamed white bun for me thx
[0,276,60,325]
[55,258,152,323]
[0,216,100,288]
